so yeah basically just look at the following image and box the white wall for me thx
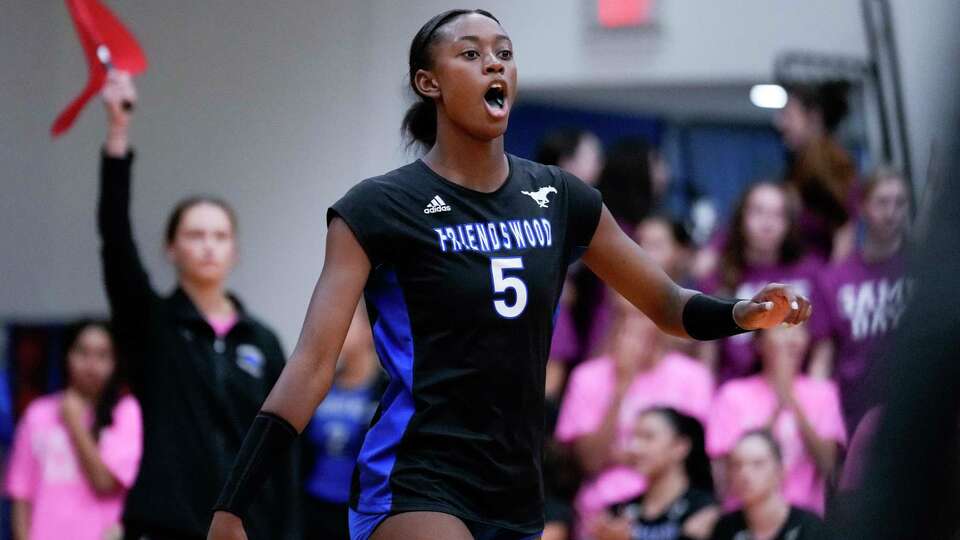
[1,0,953,350]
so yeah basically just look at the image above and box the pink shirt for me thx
[5,393,143,540]
[706,375,846,515]
[207,314,238,339]
[556,353,714,538]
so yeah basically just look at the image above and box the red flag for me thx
[51,0,147,137]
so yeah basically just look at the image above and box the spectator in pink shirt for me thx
[5,320,142,540]
[707,325,845,515]
[699,182,828,383]
[556,296,714,539]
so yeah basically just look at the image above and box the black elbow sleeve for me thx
[213,411,298,520]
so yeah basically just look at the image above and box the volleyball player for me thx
[208,10,811,540]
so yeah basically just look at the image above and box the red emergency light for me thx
[597,0,653,28]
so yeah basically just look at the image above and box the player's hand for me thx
[102,70,136,130]
[732,283,811,331]
[207,511,247,540]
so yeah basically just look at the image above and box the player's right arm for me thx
[208,216,370,540]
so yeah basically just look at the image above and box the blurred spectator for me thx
[634,217,699,358]
[808,168,912,430]
[96,72,299,539]
[301,304,383,540]
[698,182,826,383]
[777,81,858,263]
[634,217,693,286]
[5,320,141,540]
[710,431,832,540]
[590,407,719,540]
[536,128,605,186]
[556,297,713,539]
[596,137,657,229]
[707,326,845,516]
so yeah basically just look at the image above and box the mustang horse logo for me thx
[521,186,558,208]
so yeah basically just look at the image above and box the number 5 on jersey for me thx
[490,257,528,319]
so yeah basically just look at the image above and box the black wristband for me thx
[682,293,749,341]
[213,411,298,520]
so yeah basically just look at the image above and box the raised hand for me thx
[102,70,136,156]
[732,282,812,331]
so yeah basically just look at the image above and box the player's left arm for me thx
[582,206,812,339]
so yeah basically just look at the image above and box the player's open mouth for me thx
[483,81,508,119]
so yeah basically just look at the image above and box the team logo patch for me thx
[424,195,452,214]
[521,186,557,208]
[236,344,265,378]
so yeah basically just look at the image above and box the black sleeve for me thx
[799,511,835,540]
[561,170,603,254]
[327,179,390,269]
[97,150,159,360]
[708,513,740,540]
[677,491,719,540]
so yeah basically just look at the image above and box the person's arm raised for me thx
[208,217,370,540]
[582,206,811,338]
[97,70,158,324]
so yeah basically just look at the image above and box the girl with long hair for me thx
[591,407,719,540]
[6,320,142,540]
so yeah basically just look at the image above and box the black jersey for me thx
[609,488,715,540]
[328,155,602,533]
[710,507,832,540]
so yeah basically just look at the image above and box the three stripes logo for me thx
[424,195,452,214]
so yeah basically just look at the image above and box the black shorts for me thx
[303,497,350,540]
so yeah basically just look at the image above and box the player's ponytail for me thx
[402,9,500,152]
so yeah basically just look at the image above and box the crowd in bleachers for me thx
[531,80,912,540]
[0,77,911,540]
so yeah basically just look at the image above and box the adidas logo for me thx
[424,195,452,214]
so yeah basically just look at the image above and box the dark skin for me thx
[208,13,811,540]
